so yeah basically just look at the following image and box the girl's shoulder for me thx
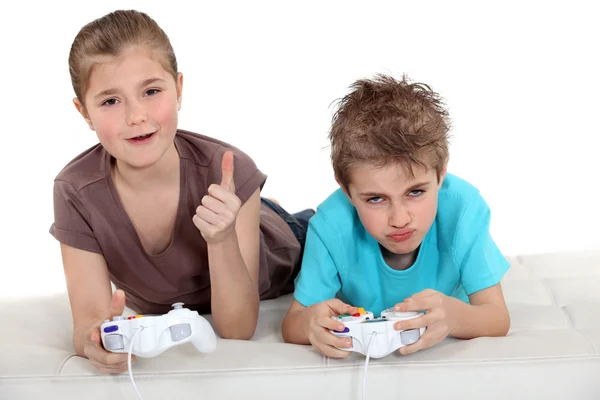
[175,129,267,204]
[53,142,108,191]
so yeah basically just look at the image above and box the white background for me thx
[0,0,598,299]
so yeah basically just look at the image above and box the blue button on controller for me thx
[103,325,118,333]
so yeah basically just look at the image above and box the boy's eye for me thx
[409,190,424,197]
[146,89,160,96]
[102,98,118,106]
[367,197,384,204]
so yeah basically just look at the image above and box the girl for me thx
[50,9,313,374]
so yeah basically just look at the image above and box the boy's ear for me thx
[73,98,95,131]
[437,160,449,187]
[335,176,352,199]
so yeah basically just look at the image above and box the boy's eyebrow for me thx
[93,78,165,99]
[405,181,431,192]
[358,181,431,197]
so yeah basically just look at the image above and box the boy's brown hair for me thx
[329,74,451,191]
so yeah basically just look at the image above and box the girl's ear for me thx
[73,98,94,130]
[176,72,184,110]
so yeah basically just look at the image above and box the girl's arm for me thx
[61,244,132,373]
[207,188,261,339]
[193,151,262,339]
[61,243,114,356]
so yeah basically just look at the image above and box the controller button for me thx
[172,302,185,309]
[170,323,191,341]
[103,325,119,333]
[333,327,350,333]
[352,313,361,317]
[112,316,126,321]
[135,315,144,318]
[338,313,350,318]
[358,308,365,314]
[400,329,421,345]
[104,334,124,350]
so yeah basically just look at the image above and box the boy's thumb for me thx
[328,299,358,315]
[109,289,126,318]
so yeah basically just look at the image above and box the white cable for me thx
[362,332,377,400]
[128,327,145,400]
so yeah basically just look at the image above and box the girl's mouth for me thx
[127,132,155,143]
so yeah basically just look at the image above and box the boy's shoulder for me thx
[438,172,483,205]
[311,188,362,240]
[436,173,492,249]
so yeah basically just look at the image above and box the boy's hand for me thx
[306,299,358,358]
[393,289,459,355]
[84,290,135,374]
[193,151,242,244]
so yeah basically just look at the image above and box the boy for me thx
[282,74,510,358]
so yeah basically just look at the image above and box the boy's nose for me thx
[389,207,410,228]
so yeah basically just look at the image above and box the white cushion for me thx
[1,251,599,399]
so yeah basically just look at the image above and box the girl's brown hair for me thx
[68,9,178,105]
[329,74,451,191]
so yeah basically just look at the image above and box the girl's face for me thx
[75,46,183,169]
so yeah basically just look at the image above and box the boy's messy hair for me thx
[329,74,451,191]
[68,9,178,105]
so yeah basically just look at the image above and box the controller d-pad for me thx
[400,329,420,345]
[104,334,124,350]
[170,323,191,341]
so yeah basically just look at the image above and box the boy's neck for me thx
[112,142,180,192]
[380,244,420,271]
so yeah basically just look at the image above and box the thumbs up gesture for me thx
[84,289,134,374]
[193,151,242,244]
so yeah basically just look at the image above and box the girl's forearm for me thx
[207,232,259,339]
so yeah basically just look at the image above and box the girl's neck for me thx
[112,142,180,192]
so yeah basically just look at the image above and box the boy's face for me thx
[344,162,446,255]
[74,46,183,169]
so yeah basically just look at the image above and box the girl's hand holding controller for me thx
[307,299,358,358]
[393,289,458,355]
[84,290,135,374]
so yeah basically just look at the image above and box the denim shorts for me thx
[260,197,315,274]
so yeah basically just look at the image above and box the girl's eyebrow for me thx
[93,77,165,100]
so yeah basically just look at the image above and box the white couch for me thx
[1,250,599,399]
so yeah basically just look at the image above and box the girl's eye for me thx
[102,98,118,106]
[409,190,424,197]
[367,197,384,204]
[146,89,160,96]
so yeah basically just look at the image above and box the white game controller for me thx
[100,302,217,358]
[330,307,426,358]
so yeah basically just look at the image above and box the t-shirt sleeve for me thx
[293,212,342,307]
[49,179,102,254]
[211,146,267,205]
[455,193,510,295]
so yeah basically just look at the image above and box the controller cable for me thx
[362,331,378,400]
[128,326,145,400]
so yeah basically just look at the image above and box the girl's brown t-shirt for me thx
[49,129,301,314]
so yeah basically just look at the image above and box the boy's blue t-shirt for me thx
[293,173,510,316]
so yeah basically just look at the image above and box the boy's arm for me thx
[448,282,510,339]
[392,283,509,355]
[282,299,311,344]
